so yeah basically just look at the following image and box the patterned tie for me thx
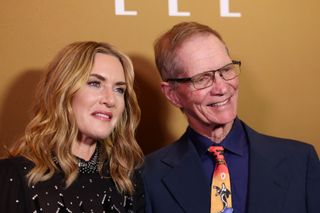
[208,146,233,213]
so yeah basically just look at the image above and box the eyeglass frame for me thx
[165,60,241,89]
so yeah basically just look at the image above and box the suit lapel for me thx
[244,125,291,213]
[161,137,210,213]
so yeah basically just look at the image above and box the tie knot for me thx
[208,146,225,162]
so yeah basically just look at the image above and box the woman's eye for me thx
[87,81,101,88]
[115,87,126,95]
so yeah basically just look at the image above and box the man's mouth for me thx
[208,98,229,107]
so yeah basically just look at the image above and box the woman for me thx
[0,41,144,212]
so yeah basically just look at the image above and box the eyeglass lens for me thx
[192,63,240,89]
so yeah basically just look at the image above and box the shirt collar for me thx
[188,118,246,157]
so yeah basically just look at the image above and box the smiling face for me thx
[162,34,239,136]
[72,53,126,142]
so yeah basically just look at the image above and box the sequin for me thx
[77,143,100,174]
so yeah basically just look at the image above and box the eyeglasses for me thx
[166,60,241,90]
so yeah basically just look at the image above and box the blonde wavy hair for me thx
[10,41,143,194]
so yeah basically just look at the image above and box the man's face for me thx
[165,34,239,134]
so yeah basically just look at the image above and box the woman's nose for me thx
[100,88,115,107]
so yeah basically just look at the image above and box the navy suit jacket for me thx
[143,121,320,213]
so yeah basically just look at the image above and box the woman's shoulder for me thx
[0,156,33,212]
[0,156,33,166]
[131,167,145,212]
[0,156,33,175]
[132,166,144,187]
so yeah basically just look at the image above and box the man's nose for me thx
[210,72,227,94]
[212,71,225,83]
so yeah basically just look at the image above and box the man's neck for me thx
[189,120,234,144]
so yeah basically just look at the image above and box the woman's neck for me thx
[72,138,97,161]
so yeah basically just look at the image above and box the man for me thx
[143,22,320,213]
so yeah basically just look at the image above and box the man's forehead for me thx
[175,34,230,73]
[181,33,224,48]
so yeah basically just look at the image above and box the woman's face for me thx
[72,53,126,142]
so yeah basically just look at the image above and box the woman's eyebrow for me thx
[89,73,106,81]
[90,73,126,86]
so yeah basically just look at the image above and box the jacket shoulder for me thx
[242,121,318,158]
[145,133,189,163]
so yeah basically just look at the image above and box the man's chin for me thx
[210,114,237,126]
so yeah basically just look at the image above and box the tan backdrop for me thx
[0,0,319,155]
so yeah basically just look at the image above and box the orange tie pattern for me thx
[208,146,233,213]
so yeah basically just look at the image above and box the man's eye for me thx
[194,74,211,83]
[220,65,233,73]
[87,81,101,88]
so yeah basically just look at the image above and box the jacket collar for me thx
[244,122,290,213]
[160,133,211,213]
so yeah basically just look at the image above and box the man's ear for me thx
[160,81,182,108]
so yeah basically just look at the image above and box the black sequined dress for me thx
[0,157,144,213]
